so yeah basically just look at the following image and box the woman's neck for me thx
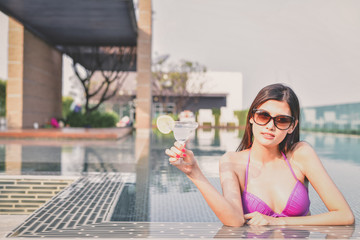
[251,141,282,163]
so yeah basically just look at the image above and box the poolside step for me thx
[0,177,76,214]
[7,173,126,237]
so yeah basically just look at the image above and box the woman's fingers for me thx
[165,149,176,157]
[165,141,187,158]
[170,146,182,157]
[174,141,185,149]
[245,212,258,225]
[169,158,192,166]
[165,142,193,167]
[165,148,182,157]
[165,147,184,162]
[169,157,180,165]
[245,212,269,226]
[244,213,255,219]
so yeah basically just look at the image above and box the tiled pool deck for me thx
[1,173,359,239]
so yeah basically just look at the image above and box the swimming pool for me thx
[2,129,360,238]
[1,129,359,224]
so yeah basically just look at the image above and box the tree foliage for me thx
[66,111,119,128]
[234,109,249,126]
[0,79,6,117]
[212,108,221,127]
[62,96,74,119]
[65,46,136,115]
[152,55,207,113]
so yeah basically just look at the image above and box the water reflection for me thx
[302,132,360,164]
[22,145,61,173]
[0,145,4,171]
[0,136,137,175]
[1,130,359,175]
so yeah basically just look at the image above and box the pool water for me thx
[1,129,360,223]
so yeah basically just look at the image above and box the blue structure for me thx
[301,102,360,134]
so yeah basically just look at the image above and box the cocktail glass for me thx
[173,121,199,145]
[172,121,198,163]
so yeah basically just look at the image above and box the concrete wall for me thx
[135,0,152,130]
[6,17,62,129]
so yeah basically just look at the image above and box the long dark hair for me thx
[236,83,300,153]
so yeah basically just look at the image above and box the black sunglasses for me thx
[252,109,295,130]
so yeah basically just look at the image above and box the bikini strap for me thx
[281,152,298,181]
[245,150,251,192]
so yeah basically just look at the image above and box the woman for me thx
[165,83,354,226]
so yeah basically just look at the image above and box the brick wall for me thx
[6,18,24,129]
[6,17,63,129]
[0,177,75,214]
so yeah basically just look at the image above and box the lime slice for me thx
[156,115,175,134]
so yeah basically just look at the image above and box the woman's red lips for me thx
[261,132,275,138]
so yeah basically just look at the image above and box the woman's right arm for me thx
[166,142,245,226]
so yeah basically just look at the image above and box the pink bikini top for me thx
[242,151,310,218]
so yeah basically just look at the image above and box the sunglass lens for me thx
[275,116,293,129]
[255,111,271,125]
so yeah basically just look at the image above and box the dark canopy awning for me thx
[0,0,137,46]
[0,0,138,70]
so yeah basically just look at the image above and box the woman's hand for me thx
[245,212,285,226]
[165,141,199,177]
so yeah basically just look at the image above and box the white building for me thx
[189,71,243,112]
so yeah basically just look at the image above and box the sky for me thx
[152,0,360,108]
[1,1,360,109]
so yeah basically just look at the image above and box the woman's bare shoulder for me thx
[289,141,319,168]
[220,149,249,167]
[290,141,317,158]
